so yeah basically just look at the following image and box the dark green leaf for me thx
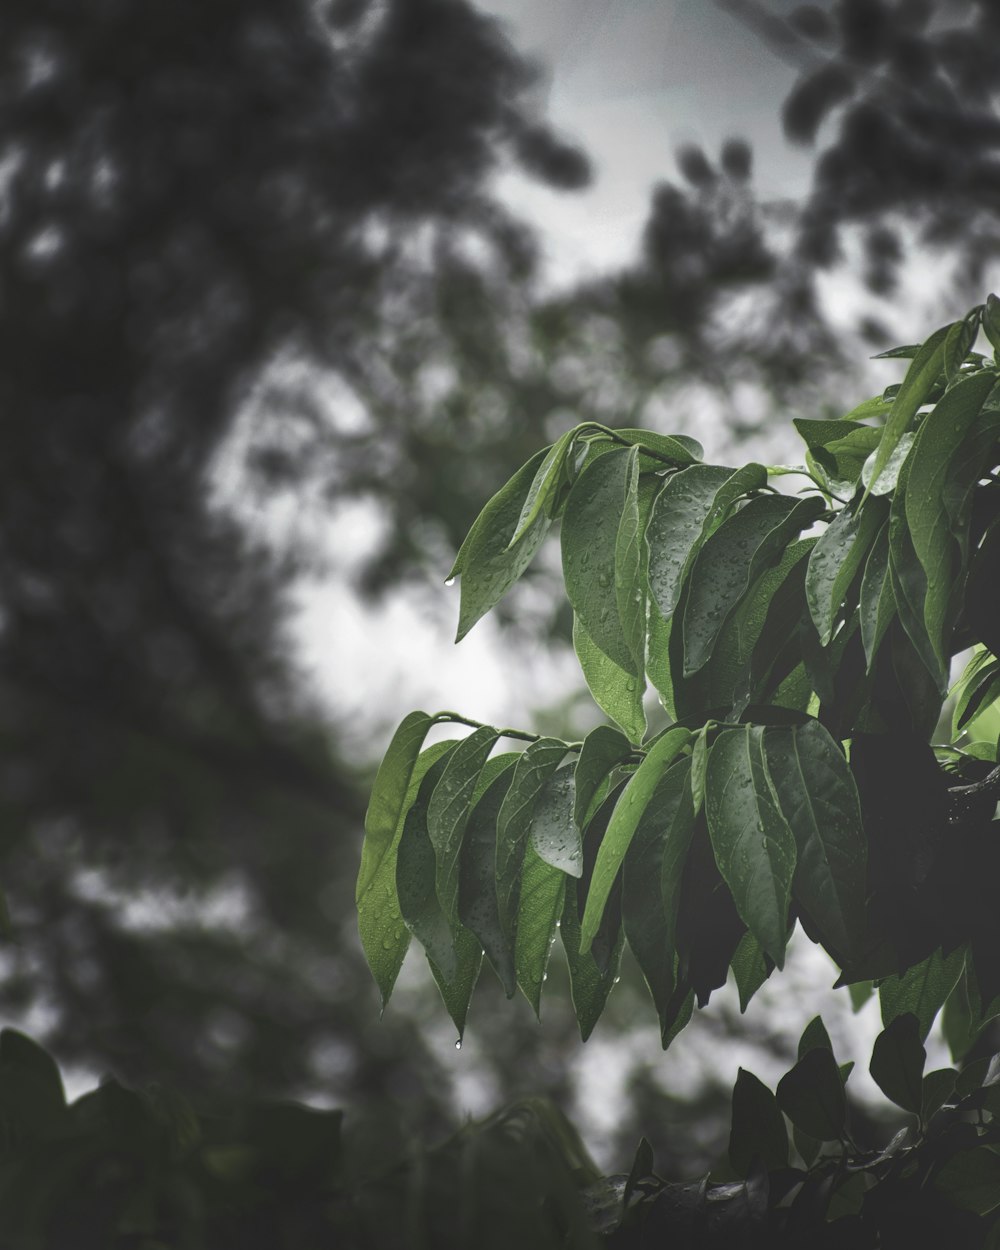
[705,727,796,967]
[805,499,886,646]
[0,1030,66,1134]
[358,740,456,1007]
[613,427,703,466]
[573,725,632,831]
[615,446,648,674]
[730,930,772,1012]
[459,765,518,996]
[682,495,823,676]
[859,520,894,670]
[879,946,966,1042]
[427,726,500,923]
[429,925,483,1041]
[580,727,691,953]
[861,431,914,495]
[509,432,575,546]
[983,293,1000,356]
[888,506,943,692]
[943,310,981,382]
[573,613,646,743]
[514,847,566,1017]
[529,764,581,875]
[729,1068,788,1175]
[454,449,551,641]
[496,737,569,940]
[869,1013,926,1114]
[762,720,866,962]
[954,658,1000,733]
[922,1068,958,1123]
[562,447,638,673]
[862,322,952,501]
[848,980,874,1011]
[358,710,437,899]
[623,758,696,1035]
[933,1146,1000,1215]
[797,1015,833,1059]
[690,726,708,814]
[776,1047,847,1141]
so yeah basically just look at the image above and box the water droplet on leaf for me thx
[454,1039,462,1050]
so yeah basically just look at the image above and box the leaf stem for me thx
[434,712,582,751]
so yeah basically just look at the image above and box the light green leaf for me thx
[904,370,1000,673]
[682,495,823,676]
[837,394,895,423]
[794,418,882,490]
[561,447,637,673]
[762,721,866,963]
[514,847,567,1017]
[705,727,796,967]
[859,520,894,670]
[862,322,951,503]
[860,432,914,495]
[427,726,500,923]
[508,432,575,547]
[622,758,696,1035]
[806,498,886,646]
[870,1012,926,1114]
[459,763,519,996]
[529,764,581,876]
[573,613,646,744]
[580,727,692,954]
[943,309,981,382]
[729,1069,788,1175]
[358,739,456,1007]
[646,463,765,621]
[429,925,483,1041]
[454,449,550,641]
[495,737,568,940]
[615,446,648,674]
[730,930,772,1013]
[358,710,436,900]
[613,427,703,466]
[879,946,966,1042]
[573,726,632,832]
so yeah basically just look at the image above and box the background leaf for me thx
[729,1068,788,1175]
[870,1013,926,1114]
[776,1047,847,1142]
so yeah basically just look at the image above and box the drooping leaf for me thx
[869,1012,926,1115]
[705,727,796,967]
[921,1068,958,1124]
[862,322,951,502]
[580,727,691,954]
[573,725,632,832]
[429,925,483,1042]
[427,726,500,923]
[459,764,519,996]
[888,504,944,692]
[529,764,581,876]
[878,946,966,1042]
[514,846,567,1017]
[942,308,982,382]
[805,499,886,646]
[776,1047,847,1142]
[676,813,748,1006]
[622,758,696,1035]
[859,519,894,670]
[729,1068,788,1176]
[358,710,437,899]
[797,1015,833,1059]
[729,930,772,1013]
[561,446,638,673]
[573,614,646,744]
[453,449,551,641]
[509,431,575,546]
[496,737,569,940]
[358,740,456,1007]
[614,446,650,675]
[762,720,866,962]
[682,495,823,676]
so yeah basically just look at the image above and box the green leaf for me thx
[454,448,551,641]
[878,946,966,1042]
[622,758,696,1036]
[509,432,575,547]
[429,925,483,1042]
[690,726,708,815]
[729,1068,788,1175]
[862,321,952,502]
[573,614,646,744]
[646,464,748,620]
[888,507,944,692]
[459,764,519,996]
[562,446,638,673]
[358,740,456,1007]
[837,394,896,423]
[615,446,649,674]
[358,711,437,900]
[934,1146,1000,1216]
[848,980,874,1012]
[859,520,894,670]
[580,727,691,954]
[794,418,882,490]
[869,1012,926,1114]
[762,720,867,962]
[397,751,464,980]
[984,293,1000,356]
[922,1067,958,1123]
[514,847,566,1017]
[529,764,581,875]
[0,1030,66,1134]
[573,725,632,831]
[776,1047,847,1142]
[705,727,796,967]
[730,930,772,1013]
[956,662,1000,732]
[427,726,500,923]
[496,738,569,940]
[806,500,886,646]
[860,432,914,495]
[682,495,823,676]
[942,308,982,382]
[613,427,703,466]
[797,1015,833,1059]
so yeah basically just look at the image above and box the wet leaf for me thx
[729,1068,788,1175]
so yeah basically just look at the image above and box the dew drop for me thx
[444,576,456,587]
[382,938,393,950]
[455,1039,462,1050]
